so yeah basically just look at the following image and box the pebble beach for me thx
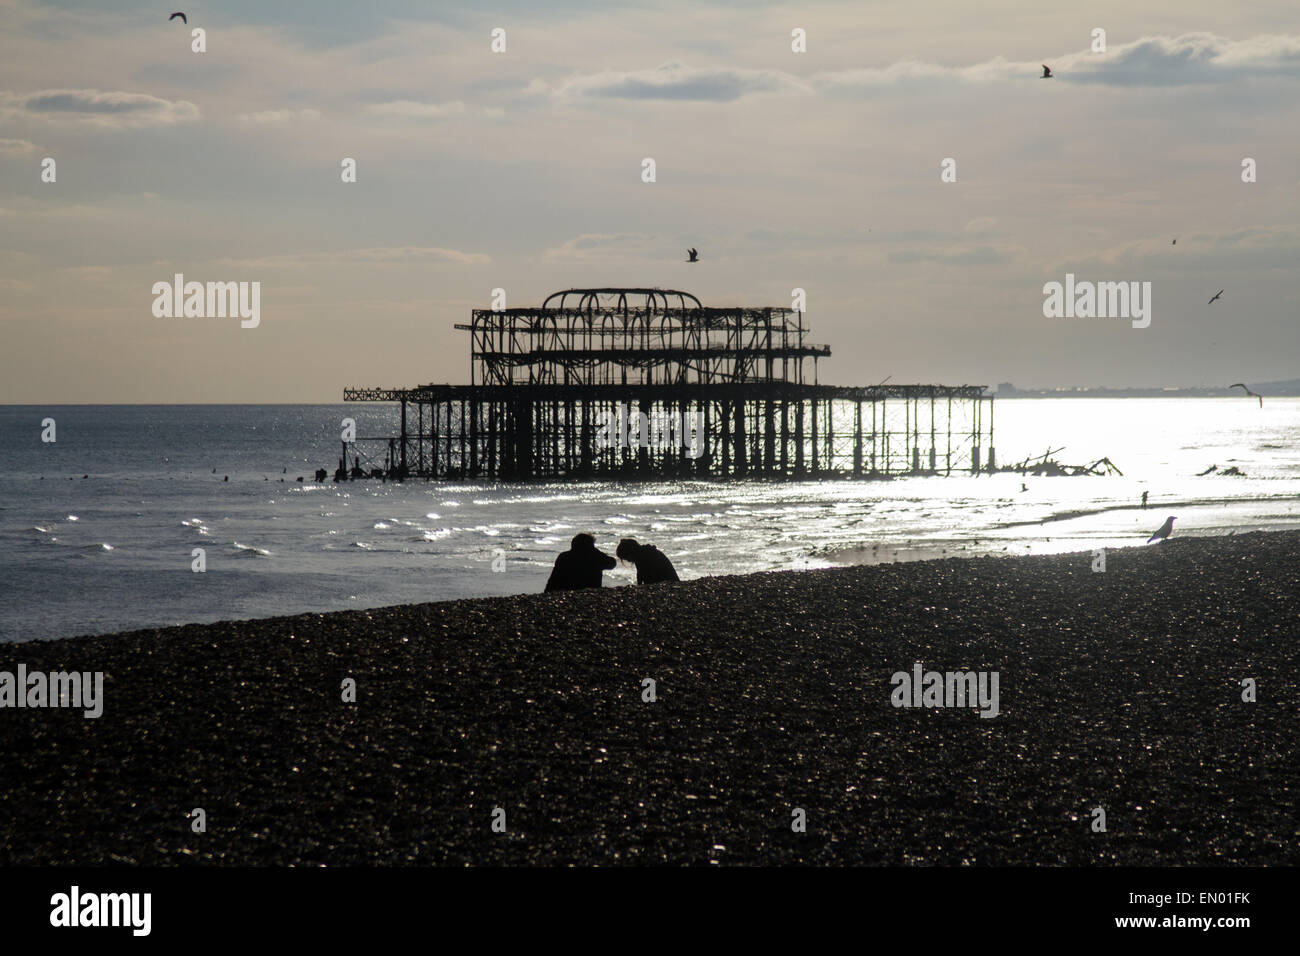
[1,531,1297,866]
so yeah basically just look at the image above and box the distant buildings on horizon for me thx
[994,379,1300,398]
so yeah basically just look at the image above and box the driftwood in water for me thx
[999,449,1122,477]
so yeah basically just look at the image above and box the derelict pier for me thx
[342,288,994,480]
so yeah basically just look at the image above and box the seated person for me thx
[616,538,680,584]
[544,533,617,592]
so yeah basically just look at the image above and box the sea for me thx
[2,399,1298,643]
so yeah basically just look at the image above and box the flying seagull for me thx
[1041,65,1053,79]
[1147,516,1176,544]
[1230,383,1263,407]
[1208,289,1224,305]
[169,11,187,23]
[686,247,699,263]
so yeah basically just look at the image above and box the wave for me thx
[66,542,113,557]
[232,542,271,557]
[991,492,1300,530]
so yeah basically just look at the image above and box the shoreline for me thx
[1,531,1297,865]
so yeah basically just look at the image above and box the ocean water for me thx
[2,399,1298,642]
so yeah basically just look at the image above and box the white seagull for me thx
[1147,516,1176,544]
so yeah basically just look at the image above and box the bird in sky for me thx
[1041,64,1053,79]
[1147,516,1176,544]
[1208,289,1224,304]
[169,11,187,23]
[686,248,699,263]
[1230,383,1263,407]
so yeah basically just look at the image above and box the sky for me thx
[1,0,1297,402]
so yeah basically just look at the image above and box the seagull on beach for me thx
[1041,64,1053,79]
[1147,516,1176,544]
[1230,383,1263,407]
[1208,289,1224,305]
[686,247,699,263]
[169,11,187,23]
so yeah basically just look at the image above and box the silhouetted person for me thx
[1141,490,1148,509]
[545,533,616,592]
[616,538,679,584]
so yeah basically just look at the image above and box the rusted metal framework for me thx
[343,289,994,480]
[459,288,825,388]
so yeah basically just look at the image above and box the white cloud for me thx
[535,62,812,102]
[216,246,491,268]
[815,32,1300,92]
[530,33,1300,105]
[543,233,657,261]
[365,100,468,119]
[237,109,322,124]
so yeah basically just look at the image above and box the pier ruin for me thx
[342,288,994,480]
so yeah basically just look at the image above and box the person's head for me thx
[571,532,596,551]
[616,538,641,562]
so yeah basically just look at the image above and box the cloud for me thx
[543,233,657,261]
[344,246,490,264]
[0,89,199,127]
[0,198,112,219]
[889,245,1017,266]
[365,100,468,119]
[526,34,1300,106]
[1064,32,1300,86]
[1047,225,1300,274]
[63,266,112,281]
[535,62,811,102]
[216,246,491,268]
[237,109,322,124]
[814,33,1300,92]
[0,138,37,153]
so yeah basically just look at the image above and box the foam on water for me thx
[1,400,1299,641]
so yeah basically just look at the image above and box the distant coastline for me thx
[993,378,1300,398]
